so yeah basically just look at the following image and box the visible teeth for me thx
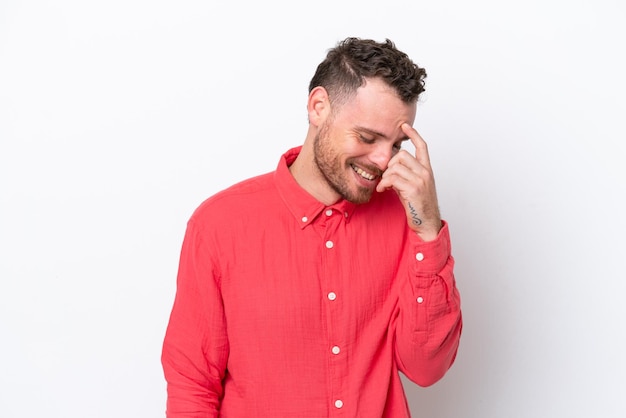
[352,165,375,180]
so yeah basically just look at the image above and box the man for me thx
[162,37,462,417]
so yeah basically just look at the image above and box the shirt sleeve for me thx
[393,220,463,387]
[161,218,228,417]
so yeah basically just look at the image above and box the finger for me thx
[378,157,423,193]
[385,154,421,179]
[387,150,430,181]
[401,123,431,168]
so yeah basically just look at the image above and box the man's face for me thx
[313,78,417,204]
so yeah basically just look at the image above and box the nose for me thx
[369,143,395,171]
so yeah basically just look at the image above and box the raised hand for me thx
[376,123,442,241]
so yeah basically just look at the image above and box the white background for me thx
[1,1,625,417]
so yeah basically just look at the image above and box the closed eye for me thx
[359,135,376,144]
[393,138,409,152]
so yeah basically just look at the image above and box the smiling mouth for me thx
[351,164,378,181]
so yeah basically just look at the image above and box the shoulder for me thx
[190,171,276,223]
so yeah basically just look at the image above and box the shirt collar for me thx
[275,146,356,229]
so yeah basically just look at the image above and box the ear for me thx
[307,86,330,127]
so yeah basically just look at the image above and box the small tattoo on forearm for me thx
[408,202,423,226]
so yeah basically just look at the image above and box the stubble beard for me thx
[313,122,374,205]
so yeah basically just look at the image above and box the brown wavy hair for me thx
[308,37,427,108]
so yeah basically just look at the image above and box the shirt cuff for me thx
[409,220,452,277]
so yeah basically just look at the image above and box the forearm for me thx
[394,221,463,386]
[162,220,228,416]
[162,311,225,417]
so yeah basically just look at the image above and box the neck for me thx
[289,135,339,206]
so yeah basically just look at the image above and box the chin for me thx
[345,189,374,205]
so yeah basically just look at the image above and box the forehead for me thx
[335,78,416,137]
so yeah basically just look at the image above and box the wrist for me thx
[411,219,442,242]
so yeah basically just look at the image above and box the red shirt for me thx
[162,147,462,417]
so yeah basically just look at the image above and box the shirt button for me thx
[326,240,334,249]
[417,296,424,304]
[325,209,333,216]
[334,400,343,409]
[344,211,349,217]
[331,346,341,355]
[415,252,424,261]
[301,216,308,222]
[327,292,337,301]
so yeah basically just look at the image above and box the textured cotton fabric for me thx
[162,146,462,417]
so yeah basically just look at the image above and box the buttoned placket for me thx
[320,207,347,413]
